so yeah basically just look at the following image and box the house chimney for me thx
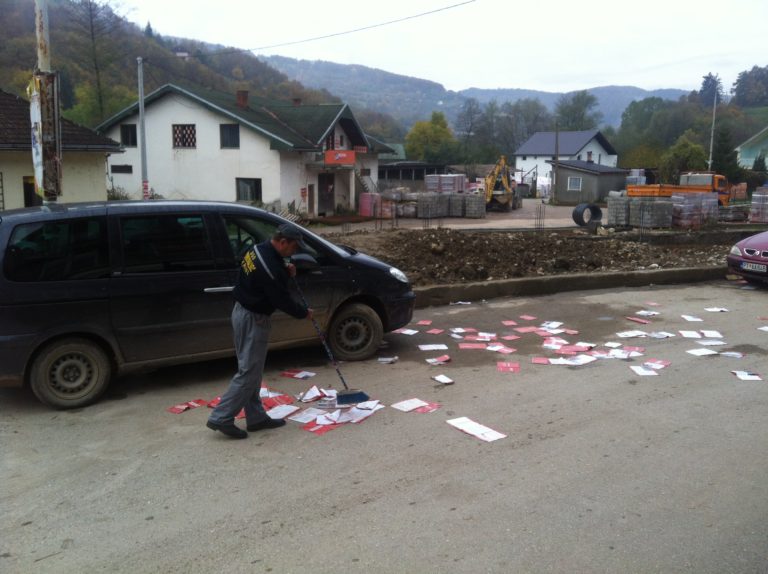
[587,151,593,163]
[292,98,302,106]
[236,90,249,109]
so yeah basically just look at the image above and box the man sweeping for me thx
[207,224,313,439]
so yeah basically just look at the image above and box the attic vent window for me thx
[173,124,196,148]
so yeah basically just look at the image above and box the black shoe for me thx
[247,418,287,432]
[206,420,247,439]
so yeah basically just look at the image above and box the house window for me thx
[567,176,583,191]
[338,135,345,148]
[236,178,262,202]
[172,124,196,148]
[120,124,137,147]
[111,165,133,174]
[220,124,240,148]
[325,133,335,150]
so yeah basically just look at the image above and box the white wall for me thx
[1,151,109,210]
[105,95,280,203]
[514,140,617,184]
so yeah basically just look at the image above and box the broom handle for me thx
[292,278,350,390]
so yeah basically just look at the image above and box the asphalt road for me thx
[2,280,768,573]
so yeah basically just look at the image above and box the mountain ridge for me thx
[261,55,688,130]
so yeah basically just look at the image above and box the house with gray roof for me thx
[545,159,628,204]
[96,84,392,216]
[0,88,122,210]
[513,130,618,191]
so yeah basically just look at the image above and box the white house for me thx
[97,84,391,217]
[513,130,618,188]
[0,89,122,210]
[735,124,768,169]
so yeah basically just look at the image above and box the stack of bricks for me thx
[671,194,718,228]
[750,188,768,223]
[607,196,630,226]
[464,194,487,218]
[630,198,672,228]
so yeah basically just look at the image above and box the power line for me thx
[140,1,475,61]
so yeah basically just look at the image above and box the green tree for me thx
[732,65,768,107]
[697,73,724,107]
[554,90,602,130]
[659,136,707,183]
[710,126,742,181]
[753,152,766,172]
[455,97,484,161]
[404,111,457,163]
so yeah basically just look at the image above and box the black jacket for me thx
[233,240,308,319]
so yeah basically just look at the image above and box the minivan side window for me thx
[119,214,214,273]
[4,217,109,281]
[222,216,279,263]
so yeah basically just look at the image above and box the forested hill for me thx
[261,55,688,129]
[0,0,341,129]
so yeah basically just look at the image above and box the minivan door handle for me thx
[203,286,235,293]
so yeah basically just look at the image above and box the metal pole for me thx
[137,57,149,199]
[707,91,717,170]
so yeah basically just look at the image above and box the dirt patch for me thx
[322,228,733,287]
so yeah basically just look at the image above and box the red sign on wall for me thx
[324,150,356,165]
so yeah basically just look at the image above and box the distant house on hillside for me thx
[97,84,392,217]
[545,159,628,204]
[735,125,768,169]
[513,130,618,189]
[0,89,121,210]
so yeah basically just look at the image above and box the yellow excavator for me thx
[484,155,521,211]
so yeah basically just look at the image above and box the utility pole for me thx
[707,91,717,171]
[137,57,149,199]
[30,0,62,202]
[553,121,559,204]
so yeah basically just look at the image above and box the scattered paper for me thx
[531,356,551,365]
[391,398,430,412]
[280,369,316,379]
[377,356,399,364]
[643,359,671,370]
[266,404,300,419]
[758,326,768,333]
[497,361,521,373]
[630,365,658,376]
[446,417,506,442]
[679,330,702,338]
[299,385,323,402]
[705,307,729,312]
[426,354,451,365]
[288,407,326,423]
[395,328,419,336]
[450,301,472,305]
[626,316,650,324]
[416,319,432,325]
[648,331,676,338]
[458,342,487,350]
[419,344,449,351]
[501,334,521,341]
[701,330,723,339]
[731,370,762,381]
[697,339,726,346]
[616,330,648,338]
[519,314,536,321]
[540,321,563,329]
[681,315,703,322]
[302,421,341,435]
[635,310,661,317]
[426,328,445,335]
[414,402,441,413]
[166,399,207,414]
[686,348,719,357]
[501,320,518,326]
[720,351,744,358]
[431,374,454,385]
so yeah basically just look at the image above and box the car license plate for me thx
[741,262,767,273]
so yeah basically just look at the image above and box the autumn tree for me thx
[554,90,602,130]
[404,111,457,163]
[659,136,707,183]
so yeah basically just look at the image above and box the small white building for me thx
[97,84,391,217]
[0,89,122,210]
[513,129,618,188]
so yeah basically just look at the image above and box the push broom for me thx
[293,279,370,405]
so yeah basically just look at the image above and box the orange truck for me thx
[627,172,737,207]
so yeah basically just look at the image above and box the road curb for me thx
[413,266,728,308]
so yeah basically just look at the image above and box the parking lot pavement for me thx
[2,280,768,573]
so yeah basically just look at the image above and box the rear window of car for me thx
[4,217,110,281]
[119,214,215,273]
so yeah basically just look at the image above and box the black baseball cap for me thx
[276,223,309,251]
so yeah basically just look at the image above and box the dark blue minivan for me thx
[0,201,415,408]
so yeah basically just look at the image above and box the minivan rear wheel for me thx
[30,338,112,409]
[328,303,383,361]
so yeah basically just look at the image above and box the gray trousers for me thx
[209,302,271,426]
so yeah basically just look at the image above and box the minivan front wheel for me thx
[30,338,112,409]
[327,303,383,361]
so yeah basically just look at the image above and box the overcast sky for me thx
[118,0,766,94]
